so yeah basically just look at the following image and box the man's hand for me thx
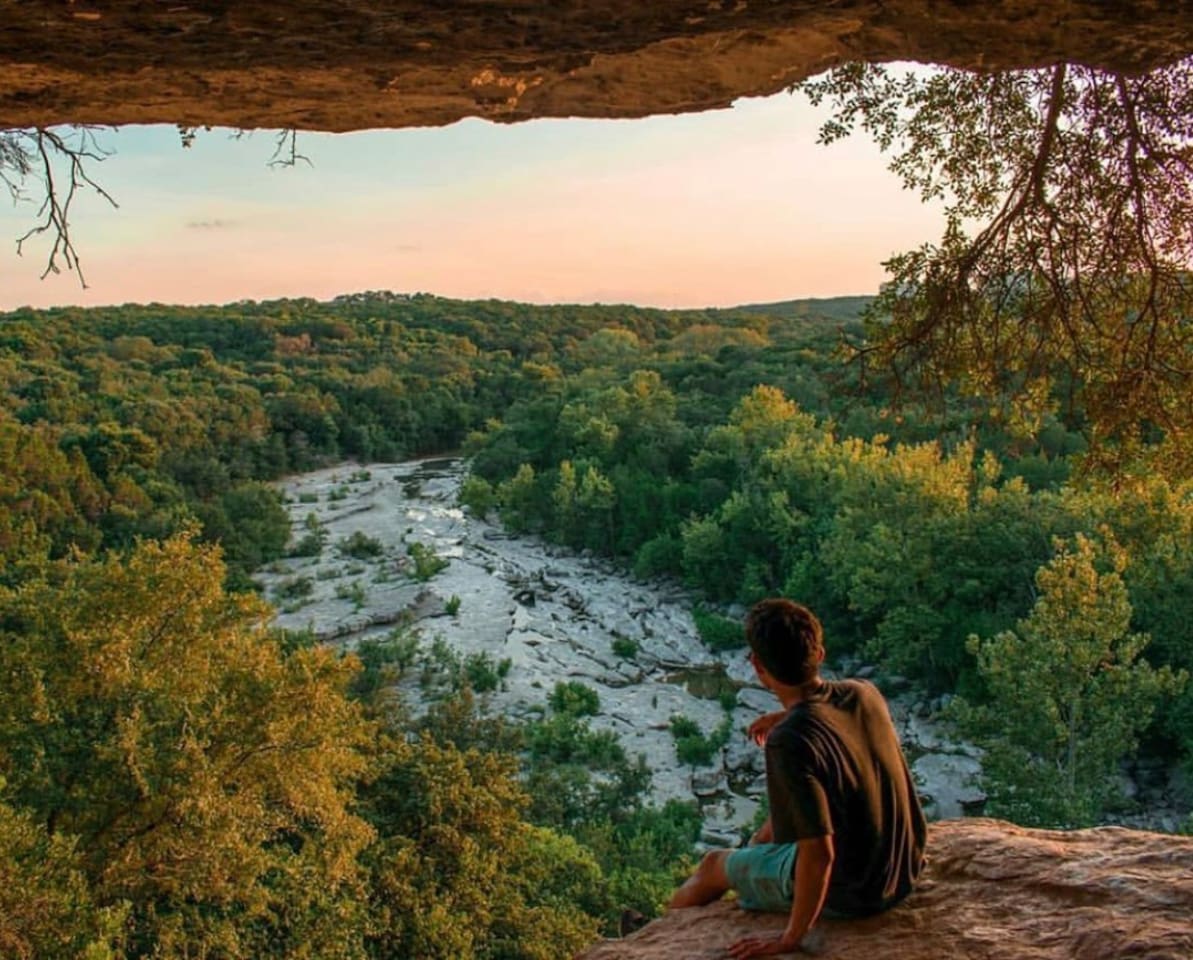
[747,710,787,746]
[726,931,802,958]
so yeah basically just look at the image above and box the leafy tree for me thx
[552,459,581,544]
[497,463,541,533]
[566,799,701,923]
[196,480,292,580]
[459,474,497,519]
[360,731,599,960]
[575,462,616,552]
[0,534,376,956]
[800,60,1193,475]
[956,535,1186,825]
[522,712,651,831]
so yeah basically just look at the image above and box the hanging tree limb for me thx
[797,58,1193,478]
[2,126,117,288]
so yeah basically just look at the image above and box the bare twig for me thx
[268,129,312,169]
[4,126,118,288]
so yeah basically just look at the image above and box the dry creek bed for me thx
[256,458,1015,844]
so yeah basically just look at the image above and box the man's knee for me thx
[697,849,730,883]
[669,848,733,909]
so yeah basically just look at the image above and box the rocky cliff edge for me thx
[577,818,1193,960]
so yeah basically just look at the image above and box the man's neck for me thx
[774,675,824,710]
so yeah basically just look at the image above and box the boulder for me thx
[912,753,986,820]
[691,768,728,798]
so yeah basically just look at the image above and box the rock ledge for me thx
[577,818,1193,960]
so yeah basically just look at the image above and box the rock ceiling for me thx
[2,1,1193,132]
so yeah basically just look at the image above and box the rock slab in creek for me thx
[576,818,1193,960]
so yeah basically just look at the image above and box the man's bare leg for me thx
[668,849,731,909]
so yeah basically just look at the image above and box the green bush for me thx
[416,639,508,696]
[669,714,731,767]
[418,636,460,694]
[526,713,624,768]
[275,575,314,600]
[339,531,385,560]
[692,609,745,652]
[335,580,368,610]
[550,681,601,717]
[464,652,506,693]
[407,541,449,581]
[290,531,324,558]
[611,635,639,660]
[350,627,420,701]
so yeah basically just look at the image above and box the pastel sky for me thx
[0,93,946,310]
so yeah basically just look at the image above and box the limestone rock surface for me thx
[2,2,1193,131]
[578,818,1193,960]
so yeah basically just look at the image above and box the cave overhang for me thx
[2,2,1193,132]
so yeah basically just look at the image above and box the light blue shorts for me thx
[725,843,797,913]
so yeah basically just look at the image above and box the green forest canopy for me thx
[0,289,1190,957]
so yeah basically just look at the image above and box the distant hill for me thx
[724,295,874,323]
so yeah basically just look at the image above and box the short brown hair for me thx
[745,599,824,685]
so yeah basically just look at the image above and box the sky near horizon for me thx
[0,92,946,311]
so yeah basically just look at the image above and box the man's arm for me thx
[748,816,773,846]
[747,710,787,746]
[727,834,835,960]
[783,835,834,944]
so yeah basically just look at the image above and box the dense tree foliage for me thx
[955,535,1185,826]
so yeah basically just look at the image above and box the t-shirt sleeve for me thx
[766,733,834,841]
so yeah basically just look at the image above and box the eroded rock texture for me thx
[578,819,1193,960]
[2,2,1193,131]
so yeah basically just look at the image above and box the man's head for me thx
[744,598,824,687]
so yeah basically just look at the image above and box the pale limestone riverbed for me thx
[257,458,987,843]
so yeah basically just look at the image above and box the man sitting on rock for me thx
[667,599,926,959]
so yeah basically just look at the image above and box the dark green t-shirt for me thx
[765,678,926,916]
